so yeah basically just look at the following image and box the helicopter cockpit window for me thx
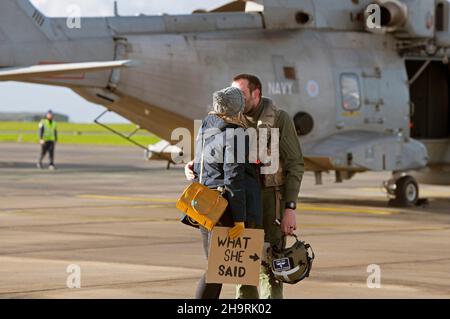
[340,74,361,111]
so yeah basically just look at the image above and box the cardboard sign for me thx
[206,227,264,286]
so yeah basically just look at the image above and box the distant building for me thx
[0,112,69,122]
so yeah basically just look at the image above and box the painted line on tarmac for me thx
[359,187,450,198]
[78,195,177,203]
[79,194,395,216]
[300,205,395,215]
[0,204,170,215]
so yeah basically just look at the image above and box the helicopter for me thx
[0,0,449,206]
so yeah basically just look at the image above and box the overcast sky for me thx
[0,0,230,123]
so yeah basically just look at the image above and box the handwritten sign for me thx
[206,227,264,286]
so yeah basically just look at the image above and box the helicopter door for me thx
[406,60,450,139]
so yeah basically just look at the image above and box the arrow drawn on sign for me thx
[249,253,260,262]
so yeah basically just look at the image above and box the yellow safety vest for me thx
[39,119,57,142]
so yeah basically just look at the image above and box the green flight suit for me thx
[236,97,305,299]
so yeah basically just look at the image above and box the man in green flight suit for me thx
[185,74,304,299]
[37,110,58,170]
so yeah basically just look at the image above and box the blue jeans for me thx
[195,226,222,299]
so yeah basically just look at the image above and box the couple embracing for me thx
[185,74,304,299]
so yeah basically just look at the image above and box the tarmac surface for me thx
[1,143,450,299]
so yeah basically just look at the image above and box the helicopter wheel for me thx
[389,175,419,207]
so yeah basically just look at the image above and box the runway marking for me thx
[359,188,450,198]
[79,194,395,216]
[78,195,177,203]
[0,204,170,214]
[300,205,395,216]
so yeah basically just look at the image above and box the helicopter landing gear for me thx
[384,173,420,207]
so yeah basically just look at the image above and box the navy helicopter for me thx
[0,0,449,206]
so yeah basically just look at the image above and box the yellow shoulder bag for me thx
[176,135,228,231]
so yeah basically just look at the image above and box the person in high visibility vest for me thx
[37,110,58,170]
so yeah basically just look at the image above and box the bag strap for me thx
[199,132,205,184]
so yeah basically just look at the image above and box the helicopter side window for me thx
[340,74,361,111]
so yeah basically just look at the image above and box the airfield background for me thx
[0,112,69,122]
[0,114,159,146]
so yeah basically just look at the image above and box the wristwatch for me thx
[285,201,297,210]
